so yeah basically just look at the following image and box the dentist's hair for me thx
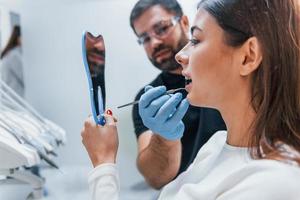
[130,0,183,34]
[1,25,21,59]
[198,0,300,165]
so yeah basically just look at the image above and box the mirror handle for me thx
[97,86,106,126]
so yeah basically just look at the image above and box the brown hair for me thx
[1,25,21,59]
[198,0,300,165]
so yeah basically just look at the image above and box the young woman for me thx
[81,0,300,199]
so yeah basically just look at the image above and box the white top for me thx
[1,47,24,97]
[88,131,300,200]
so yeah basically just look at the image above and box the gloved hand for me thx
[139,85,190,141]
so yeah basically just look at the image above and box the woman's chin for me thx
[186,94,199,107]
[187,93,216,109]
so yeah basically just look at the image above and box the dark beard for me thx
[149,31,188,72]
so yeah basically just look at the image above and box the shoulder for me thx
[195,130,227,153]
[1,48,21,66]
[204,130,227,147]
[243,160,300,187]
[5,47,21,59]
[222,160,300,200]
[193,131,227,161]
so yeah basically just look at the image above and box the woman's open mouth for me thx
[185,78,192,85]
[185,77,192,92]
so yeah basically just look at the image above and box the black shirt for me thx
[132,72,226,174]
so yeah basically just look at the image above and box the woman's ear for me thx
[180,15,190,35]
[239,37,263,76]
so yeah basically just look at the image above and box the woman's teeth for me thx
[185,78,192,85]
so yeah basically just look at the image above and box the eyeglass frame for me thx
[137,16,182,45]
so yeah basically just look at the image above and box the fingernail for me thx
[106,109,113,115]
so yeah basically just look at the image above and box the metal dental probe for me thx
[117,88,186,109]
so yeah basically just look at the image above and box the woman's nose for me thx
[175,50,189,67]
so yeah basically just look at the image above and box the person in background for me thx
[81,0,300,199]
[1,25,24,97]
[130,0,226,189]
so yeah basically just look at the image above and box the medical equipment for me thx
[117,87,186,109]
[82,31,106,125]
[0,79,66,144]
[0,80,66,199]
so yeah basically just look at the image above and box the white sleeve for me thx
[88,163,120,200]
[216,165,300,200]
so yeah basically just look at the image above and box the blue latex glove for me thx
[139,85,190,140]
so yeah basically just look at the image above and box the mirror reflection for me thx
[84,32,106,116]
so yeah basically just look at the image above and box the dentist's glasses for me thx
[137,16,181,46]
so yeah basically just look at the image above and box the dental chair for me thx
[0,80,66,200]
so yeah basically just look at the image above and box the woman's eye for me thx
[189,39,200,46]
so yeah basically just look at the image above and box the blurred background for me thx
[0,0,199,199]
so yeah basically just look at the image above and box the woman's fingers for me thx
[105,109,118,124]
[84,116,94,128]
[85,109,118,127]
[113,117,118,123]
[103,114,117,126]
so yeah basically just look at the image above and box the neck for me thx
[219,86,256,147]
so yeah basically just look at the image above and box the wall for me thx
[0,0,21,50]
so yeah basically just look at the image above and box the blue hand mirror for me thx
[82,32,106,125]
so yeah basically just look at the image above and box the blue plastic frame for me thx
[81,31,106,125]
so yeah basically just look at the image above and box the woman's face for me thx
[176,9,244,109]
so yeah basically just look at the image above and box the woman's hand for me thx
[81,111,119,168]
